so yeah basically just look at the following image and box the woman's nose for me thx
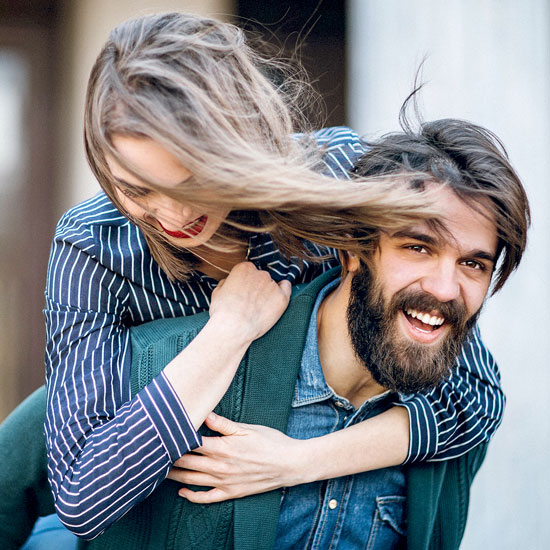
[148,194,194,229]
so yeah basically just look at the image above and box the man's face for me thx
[347,186,498,393]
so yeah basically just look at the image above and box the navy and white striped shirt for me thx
[44,127,504,539]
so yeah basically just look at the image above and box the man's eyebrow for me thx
[390,230,439,246]
[470,250,497,264]
[391,229,497,264]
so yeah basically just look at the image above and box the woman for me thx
[44,12,503,540]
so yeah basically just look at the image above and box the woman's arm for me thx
[168,408,409,503]
[45,207,290,539]
[163,263,291,431]
[397,325,504,463]
[169,325,503,502]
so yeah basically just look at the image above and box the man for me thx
[0,116,529,549]
[84,116,528,549]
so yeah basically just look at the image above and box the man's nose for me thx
[419,261,461,303]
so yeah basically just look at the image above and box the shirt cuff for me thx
[137,372,202,461]
[393,394,439,464]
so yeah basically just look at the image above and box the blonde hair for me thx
[85,12,435,280]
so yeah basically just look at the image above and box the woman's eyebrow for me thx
[112,177,142,190]
[113,175,193,189]
[112,177,151,197]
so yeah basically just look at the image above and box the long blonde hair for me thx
[84,12,435,280]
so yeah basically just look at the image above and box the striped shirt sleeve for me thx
[44,219,200,539]
[396,325,505,463]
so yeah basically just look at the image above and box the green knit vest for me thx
[83,271,333,550]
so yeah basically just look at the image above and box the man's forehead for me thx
[388,189,499,261]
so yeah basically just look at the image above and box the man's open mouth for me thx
[403,308,445,333]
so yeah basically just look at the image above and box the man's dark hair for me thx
[351,103,530,294]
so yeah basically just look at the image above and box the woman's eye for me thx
[119,187,149,199]
[120,188,138,198]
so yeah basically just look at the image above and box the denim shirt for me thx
[274,280,407,550]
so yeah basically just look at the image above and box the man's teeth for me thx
[405,309,445,327]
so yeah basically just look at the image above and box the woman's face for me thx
[106,135,230,248]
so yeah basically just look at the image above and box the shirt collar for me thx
[293,278,340,406]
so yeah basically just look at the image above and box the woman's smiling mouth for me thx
[158,215,208,238]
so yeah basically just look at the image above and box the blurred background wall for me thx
[0,1,547,548]
[349,2,549,548]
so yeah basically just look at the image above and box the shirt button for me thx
[335,401,345,408]
[328,499,338,510]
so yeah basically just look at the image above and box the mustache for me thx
[390,289,468,328]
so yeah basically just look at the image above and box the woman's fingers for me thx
[209,262,291,342]
[204,412,241,435]
[179,486,230,504]
[168,467,217,487]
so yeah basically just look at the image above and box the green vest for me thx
[86,269,487,550]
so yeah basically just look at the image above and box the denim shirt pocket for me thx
[365,495,407,550]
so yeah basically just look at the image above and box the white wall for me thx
[348,1,550,548]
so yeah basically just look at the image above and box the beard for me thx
[346,265,480,394]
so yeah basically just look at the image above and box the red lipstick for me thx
[158,215,208,238]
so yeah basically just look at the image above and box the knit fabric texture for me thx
[0,386,55,550]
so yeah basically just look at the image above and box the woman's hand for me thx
[164,262,291,431]
[209,262,292,345]
[167,412,306,503]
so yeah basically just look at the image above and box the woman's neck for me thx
[193,244,248,280]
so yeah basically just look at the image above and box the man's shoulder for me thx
[129,270,341,384]
[290,267,341,302]
[130,269,340,351]
[129,312,210,395]
[130,312,210,354]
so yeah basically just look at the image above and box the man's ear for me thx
[344,251,361,274]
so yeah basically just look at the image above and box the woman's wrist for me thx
[284,408,411,485]
[282,437,326,487]
[204,314,255,351]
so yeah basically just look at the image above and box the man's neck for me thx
[316,276,386,409]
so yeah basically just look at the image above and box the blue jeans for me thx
[21,514,78,550]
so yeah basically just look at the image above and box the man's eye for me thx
[405,244,428,254]
[461,259,486,271]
